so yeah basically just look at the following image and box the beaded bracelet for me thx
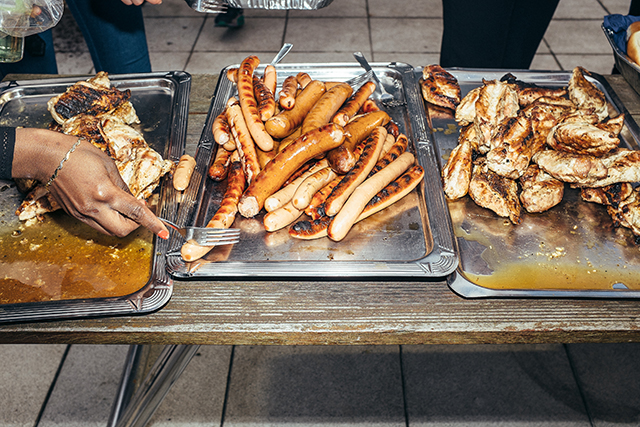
[45,137,83,189]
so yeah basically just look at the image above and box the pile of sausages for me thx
[181,55,424,262]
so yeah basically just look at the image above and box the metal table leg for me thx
[108,344,201,427]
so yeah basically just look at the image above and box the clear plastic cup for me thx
[0,30,23,63]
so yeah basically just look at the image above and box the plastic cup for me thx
[0,30,23,63]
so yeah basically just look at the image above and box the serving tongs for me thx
[159,218,240,246]
[352,51,405,108]
[183,0,227,13]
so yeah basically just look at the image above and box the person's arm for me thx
[11,127,169,239]
[120,0,162,5]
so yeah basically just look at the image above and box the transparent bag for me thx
[0,0,63,37]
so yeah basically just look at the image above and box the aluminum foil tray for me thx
[225,0,333,9]
[420,67,640,298]
[0,71,190,323]
[165,62,458,279]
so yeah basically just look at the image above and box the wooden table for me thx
[2,74,640,427]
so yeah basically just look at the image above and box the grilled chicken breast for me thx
[532,149,608,185]
[421,65,461,110]
[581,182,634,208]
[519,164,564,213]
[567,66,608,121]
[442,125,477,199]
[469,158,522,224]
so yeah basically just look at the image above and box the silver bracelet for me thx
[45,137,83,189]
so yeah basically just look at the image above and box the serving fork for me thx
[159,218,240,246]
[182,0,227,13]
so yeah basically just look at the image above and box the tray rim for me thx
[436,67,640,299]
[0,70,191,323]
[165,61,459,279]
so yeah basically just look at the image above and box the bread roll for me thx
[627,21,640,65]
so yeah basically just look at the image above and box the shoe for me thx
[215,7,244,28]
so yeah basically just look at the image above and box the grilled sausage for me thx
[278,75,298,110]
[226,67,238,83]
[332,81,376,126]
[328,152,415,241]
[208,145,234,181]
[326,110,390,174]
[263,65,277,97]
[289,215,332,240]
[324,126,387,216]
[296,72,312,89]
[254,75,276,121]
[264,159,329,212]
[173,154,196,191]
[226,100,261,184]
[238,123,345,218]
[370,134,409,178]
[264,201,304,232]
[360,99,381,113]
[181,161,246,262]
[212,110,231,146]
[237,55,275,151]
[301,82,353,134]
[265,80,326,139]
[292,166,338,210]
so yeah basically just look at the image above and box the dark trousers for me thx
[439,0,560,69]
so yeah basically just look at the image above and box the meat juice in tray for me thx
[0,72,189,322]
[165,62,458,279]
[421,67,640,298]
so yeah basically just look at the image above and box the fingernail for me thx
[159,230,170,240]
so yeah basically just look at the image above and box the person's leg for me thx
[0,31,58,80]
[439,0,514,68]
[65,0,151,74]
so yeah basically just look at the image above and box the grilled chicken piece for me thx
[533,149,608,185]
[519,164,564,213]
[607,189,640,237]
[61,114,111,156]
[585,148,640,188]
[455,86,481,126]
[486,113,540,179]
[117,146,174,200]
[47,72,132,125]
[567,66,608,121]
[559,108,599,125]
[442,125,478,199]
[101,116,148,163]
[421,65,461,110]
[581,182,634,208]
[474,79,520,152]
[547,114,623,157]
[500,73,568,107]
[469,158,522,224]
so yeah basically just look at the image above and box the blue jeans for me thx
[0,0,151,79]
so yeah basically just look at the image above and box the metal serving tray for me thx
[165,62,458,279]
[0,71,190,323]
[603,23,640,97]
[420,67,640,298]
[225,0,334,9]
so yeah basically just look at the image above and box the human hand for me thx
[120,0,162,5]
[12,129,169,239]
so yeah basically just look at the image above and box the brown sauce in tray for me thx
[0,211,152,304]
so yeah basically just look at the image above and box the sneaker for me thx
[215,7,244,28]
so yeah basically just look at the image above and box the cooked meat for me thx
[117,146,174,200]
[469,158,522,224]
[581,182,634,208]
[559,108,600,125]
[519,164,564,213]
[533,149,608,185]
[455,86,481,126]
[474,79,520,151]
[607,189,640,236]
[101,115,148,163]
[547,120,621,157]
[421,64,461,110]
[567,66,608,121]
[500,72,568,107]
[442,125,477,199]
[586,148,640,187]
[486,113,540,179]
[47,72,132,124]
[61,113,111,156]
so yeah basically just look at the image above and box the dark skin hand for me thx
[12,128,169,239]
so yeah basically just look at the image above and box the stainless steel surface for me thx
[353,51,398,106]
[166,62,458,279]
[225,0,333,9]
[182,0,226,13]
[271,43,293,65]
[603,24,640,97]
[0,71,191,323]
[159,218,240,246]
[422,67,640,298]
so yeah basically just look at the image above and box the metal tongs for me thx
[352,51,405,107]
[159,218,240,246]
[183,0,227,13]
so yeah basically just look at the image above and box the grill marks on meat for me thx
[48,72,131,124]
[568,66,608,120]
[547,114,624,157]
[421,65,461,110]
[581,183,634,208]
[500,73,568,107]
[519,164,564,213]
[442,125,477,200]
[469,159,522,224]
